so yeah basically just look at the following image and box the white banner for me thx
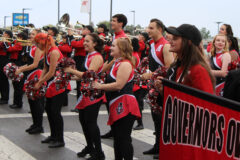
[80,0,90,13]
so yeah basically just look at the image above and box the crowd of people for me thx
[0,13,239,160]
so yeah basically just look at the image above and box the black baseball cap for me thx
[165,24,202,46]
[48,27,59,36]
[84,25,94,33]
[97,24,108,32]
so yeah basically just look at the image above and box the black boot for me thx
[101,130,113,139]
[143,147,159,155]
[77,146,93,157]
[87,151,105,160]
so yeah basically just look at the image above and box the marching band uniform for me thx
[0,41,11,104]
[106,58,141,159]
[71,37,86,99]
[41,46,66,148]
[210,51,226,96]
[23,45,44,134]
[58,41,72,58]
[144,36,169,154]
[75,51,105,159]
[7,40,25,108]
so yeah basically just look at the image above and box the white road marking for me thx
[0,135,36,160]
[0,110,151,119]
[42,132,139,160]
[132,128,155,145]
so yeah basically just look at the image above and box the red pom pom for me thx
[4,63,24,81]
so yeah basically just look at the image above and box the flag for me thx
[81,0,90,13]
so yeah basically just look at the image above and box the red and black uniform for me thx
[106,58,140,159]
[76,51,105,156]
[71,37,86,99]
[23,45,44,130]
[210,51,226,96]
[44,46,65,143]
[132,52,148,128]
[7,41,25,107]
[148,36,169,153]
[58,42,72,58]
[0,42,11,102]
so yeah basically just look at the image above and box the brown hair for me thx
[176,37,215,89]
[210,34,229,57]
[115,37,134,66]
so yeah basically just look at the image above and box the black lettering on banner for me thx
[226,119,236,157]
[207,112,217,150]
[216,115,225,153]
[182,103,189,144]
[171,98,178,144]
[193,106,203,147]
[202,110,210,148]
[163,96,172,144]
[234,122,240,158]
[178,100,184,144]
[188,104,195,145]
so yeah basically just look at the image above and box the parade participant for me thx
[210,34,231,96]
[138,32,149,59]
[58,33,72,58]
[219,24,234,36]
[64,33,105,160]
[132,38,148,130]
[0,30,12,104]
[97,23,108,38]
[7,32,28,109]
[101,13,128,139]
[34,33,65,148]
[15,29,45,134]
[93,37,141,160]
[141,19,174,156]
[70,25,94,100]
[227,35,239,62]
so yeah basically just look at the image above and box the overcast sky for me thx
[1,0,240,37]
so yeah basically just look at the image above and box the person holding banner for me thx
[210,34,231,96]
[64,33,105,160]
[141,19,174,156]
[155,24,215,94]
[34,33,66,148]
[93,37,141,160]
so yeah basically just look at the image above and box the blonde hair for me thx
[116,37,135,65]
[210,34,229,57]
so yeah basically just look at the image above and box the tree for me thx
[200,27,211,40]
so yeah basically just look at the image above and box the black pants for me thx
[134,88,148,124]
[74,56,85,99]
[63,90,69,106]
[0,56,9,101]
[79,100,103,153]
[45,92,65,142]
[151,111,162,151]
[12,78,25,106]
[28,98,44,127]
[111,114,136,160]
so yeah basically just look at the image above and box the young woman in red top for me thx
[15,29,45,134]
[210,34,231,96]
[155,24,215,95]
[93,37,141,160]
[34,33,66,148]
[64,33,105,160]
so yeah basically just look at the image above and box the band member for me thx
[141,19,174,156]
[15,29,45,134]
[97,23,108,38]
[138,32,149,59]
[64,33,105,160]
[101,13,128,139]
[210,34,231,96]
[132,38,148,130]
[34,33,65,148]
[7,32,28,109]
[0,30,12,104]
[70,25,94,100]
[58,33,72,58]
[93,37,141,160]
